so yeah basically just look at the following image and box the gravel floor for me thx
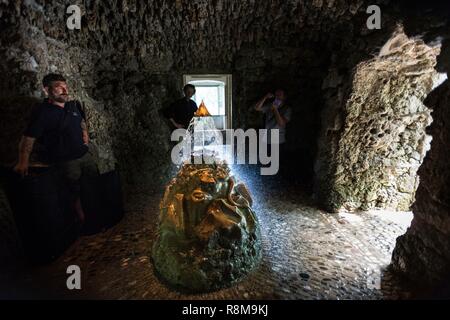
[0,164,417,300]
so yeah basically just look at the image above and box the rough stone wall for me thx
[391,36,450,289]
[0,0,398,188]
[0,1,116,171]
[313,3,450,212]
[234,45,330,181]
[2,0,393,264]
[314,57,362,206]
[318,29,441,212]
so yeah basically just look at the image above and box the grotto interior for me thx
[0,0,449,300]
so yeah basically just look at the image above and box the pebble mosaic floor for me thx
[0,165,417,300]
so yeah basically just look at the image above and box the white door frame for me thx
[183,74,233,130]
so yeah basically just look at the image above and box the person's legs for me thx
[58,158,84,222]
[58,147,100,224]
[80,147,99,177]
[78,150,99,226]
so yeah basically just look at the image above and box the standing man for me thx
[13,73,98,222]
[255,89,292,173]
[164,84,198,129]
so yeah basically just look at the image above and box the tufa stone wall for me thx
[316,29,442,212]
[1,0,400,188]
[391,34,450,288]
[0,0,421,266]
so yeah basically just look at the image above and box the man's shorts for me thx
[57,145,99,193]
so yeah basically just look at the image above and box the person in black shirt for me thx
[163,84,198,129]
[13,73,98,222]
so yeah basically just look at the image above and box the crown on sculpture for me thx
[195,100,211,117]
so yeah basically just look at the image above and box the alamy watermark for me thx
[171,128,280,176]
[66,4,382,31]
[367,5,381,30]
[66,5,81,30]
[66,265,81,290]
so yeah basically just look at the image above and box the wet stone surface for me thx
[0,165,416,299]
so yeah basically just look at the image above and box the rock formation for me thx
[391,77,450,289]
[152,161,261,292]
[317,27,442,212]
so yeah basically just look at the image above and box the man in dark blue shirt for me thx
[14,73,98,222]
[163,84,198,129]
[23,98,89,164]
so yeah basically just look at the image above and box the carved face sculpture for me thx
[154,162,262,293]
[160,163,256,244]
[184,168,227,232]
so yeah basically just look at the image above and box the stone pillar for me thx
[391,79,450,287]
[316,29,442,212]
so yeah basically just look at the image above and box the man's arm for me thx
[271,106,289,127]
[81,119,89,144]
[255,93,274,112]
[13,136,36,177]
[169,118,184,129]
[163,101,184,129]
[75,101,89,144]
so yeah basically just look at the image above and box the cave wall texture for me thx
[0,0,400,263]
[313,7,450,213]
[0,0,405,186]
[318,29,441,212]
[391,40,450,289]
[0,0,449,290]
